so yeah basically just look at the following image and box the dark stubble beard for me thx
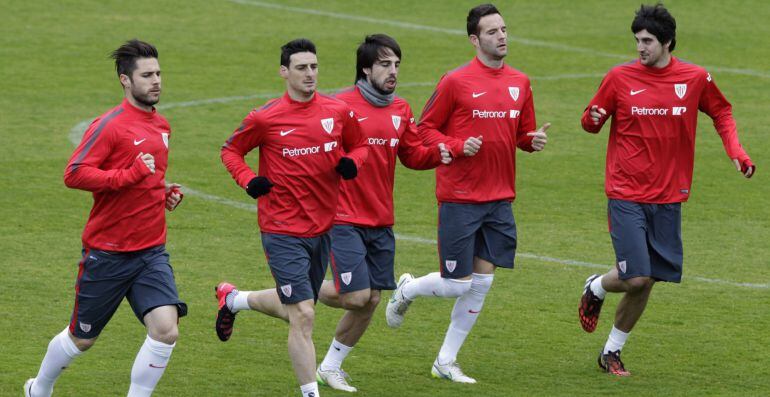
[372,77,395,95]
[132,86,160,107]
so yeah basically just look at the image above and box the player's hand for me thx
[165,183,183,211]
[438,143,452,165]
[336,157,358,180]
[463,136,482,156]
[589,105,607,125]
[733,158,755,178]
[138,152,155,174]
[246,176,274,199]
[527,122,550,151]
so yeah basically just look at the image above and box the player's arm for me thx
[221,111,274,198]
[398,107,449,169]
[337,109,369,180]
[580,73,616,133]
[698,72,755,178]
[64,122,154,192]
[164,183,183,211]
[517,86,550,152]
[417,76,469,158]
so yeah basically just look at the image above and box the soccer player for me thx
[24,39,186,397]
[385,4,550,383]
[216,39,368,397]
[314,34,451,392]
[577,4,755,377]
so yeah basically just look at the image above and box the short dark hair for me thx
[280,38,317,67]
[110,39,158,78]
[467,3,501,36]
[632,3,677,51]
[355,34,402,82]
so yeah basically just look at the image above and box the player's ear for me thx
[119,74,131,89]
[279,65,289,78]
[468,34,479,47]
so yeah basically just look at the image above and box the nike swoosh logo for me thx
[133,138,146,145]
[472,92,486,98]
[468,309,480,314]
[630,89,646,96]
[357,117,368,122]
[279,129,296,136]
[149,364,167,369]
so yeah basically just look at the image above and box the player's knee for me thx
[340,290,370,311]
[150,324,178,345]
[625,276,654,293]
[290,304,316,331]
[73,336,97,351]
[441,278,472,297]
[368,291,381,308]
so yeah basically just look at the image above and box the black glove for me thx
[335,157,357,180]
[246,176,273,199]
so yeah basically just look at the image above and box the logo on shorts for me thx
[445,260,457,273]
[618,260,627,273]
[280,284,292,297]
[341,272,352,286]
[79,322,92,333]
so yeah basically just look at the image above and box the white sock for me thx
[231,290,253,312]
[31,328,83,397]
[320,338,353,371]
[402,272,471,300]
[300,381,320,397]
[128,335,175,397]
[590,275,607,299]
[603,325,630,354]
[437,273,494,364]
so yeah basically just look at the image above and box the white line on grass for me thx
[228,0,770,79]
[67,82,769,289]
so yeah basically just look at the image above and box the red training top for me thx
[334,86,443,228]
[581,57,752,203]
[65,98,171,252]
[222,92,368,237]
[418,57,538,204]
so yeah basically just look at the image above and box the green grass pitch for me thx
[1,1,768,395]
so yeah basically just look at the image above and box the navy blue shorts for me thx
[608,199,683,283]
[438,201,517,279]
[261,232,330,304]
[329,225,396,293]
[69,245,187,339]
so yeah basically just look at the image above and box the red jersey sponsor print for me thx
[418,57,537,204]
[64,99,171,252]
[222,92,368,237]
[581,57,752,203]
[333,87,442,228]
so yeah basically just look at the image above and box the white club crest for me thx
[618,260,627,274]
[161,133,169,148]
[674,84,687,99]
[508,86,520,101]
[321,118,334,134]
[280,284,292,297]
[445,260,457,273]
[79,322,92,333]
[392,115,401,130]
[341,272,352,286]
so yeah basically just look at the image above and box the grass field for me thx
[2,1,769,396]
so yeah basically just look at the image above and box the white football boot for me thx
[385,273,414,328]
[431,359,477,384]
[317,366,357,392]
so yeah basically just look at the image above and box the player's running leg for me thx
[25,329,89,397]
[215,283,288,341]
[128,305,178,397]
[287,299,321,397]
